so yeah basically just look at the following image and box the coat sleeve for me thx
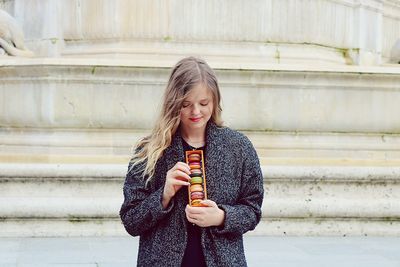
[211,137,264,236]
[119,160,175,236]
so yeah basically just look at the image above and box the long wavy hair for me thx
[129,57,223,185]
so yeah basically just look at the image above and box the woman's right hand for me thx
[162,162,191,208]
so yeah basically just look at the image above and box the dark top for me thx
[181,138,207,267]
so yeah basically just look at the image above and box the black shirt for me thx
[181,138,207,267]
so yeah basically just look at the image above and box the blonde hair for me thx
[129,57,223,185]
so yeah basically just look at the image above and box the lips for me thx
[189,117,202,122]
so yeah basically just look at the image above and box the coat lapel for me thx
[204,121,222,200]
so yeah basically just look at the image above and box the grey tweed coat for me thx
[120,121,264,267]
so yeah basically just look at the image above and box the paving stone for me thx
[0,236,399,267]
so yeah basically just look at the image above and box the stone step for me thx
[1,128,400,162]
[2,154,400,167]
[1,162,399,237]
[1,127,399,236]
[1,58,399,236]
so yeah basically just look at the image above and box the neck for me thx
[180,126,206,143]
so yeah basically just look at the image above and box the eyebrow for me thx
[183,98,210,103]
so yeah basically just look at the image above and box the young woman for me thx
[120,57,264,267]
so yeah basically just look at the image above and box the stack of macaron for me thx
[187,151,206,206]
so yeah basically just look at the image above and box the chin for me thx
[191,123,204,128]
[189,121,205,128]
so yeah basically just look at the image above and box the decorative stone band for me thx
[1,59,400,132]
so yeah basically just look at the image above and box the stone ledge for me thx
[1,57,400,74]
[0,197,121,218]
[1,163,399,182]
[263,198,400,218]
[263,165,400,182]
[0,163,125,179]
[1,128,399,167]
[253,218,400,236]
[1,195,399,219]
[1,217,399,237]
[2,128,400,149]
[0,218,125,237]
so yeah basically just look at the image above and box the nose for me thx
[191,104,200,115]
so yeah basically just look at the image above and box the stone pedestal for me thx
[5,0,400,65]
[14,0,65,57]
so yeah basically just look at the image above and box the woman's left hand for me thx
[185,200,225,227]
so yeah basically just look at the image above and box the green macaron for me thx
[190,176,203,184]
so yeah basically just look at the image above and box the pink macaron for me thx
[188,154,201,162]
[191,191,204,200]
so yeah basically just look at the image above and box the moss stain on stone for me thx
[275,49,280,64]
[68,216,88,223]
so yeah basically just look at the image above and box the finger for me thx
[185,204,194,215]
[185,211,198,224]
[173,170,191,181]
[186,204,199,214]
[187,212,202,221]
[185,212,192,222]
[199,199,217,207]
[186,206,205,215]
[190,213,206,226]
[175,162,191,174]
[171,180,190,186]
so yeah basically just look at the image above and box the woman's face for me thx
[180,83,214,134]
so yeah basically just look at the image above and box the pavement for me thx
[0,236,400,267]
